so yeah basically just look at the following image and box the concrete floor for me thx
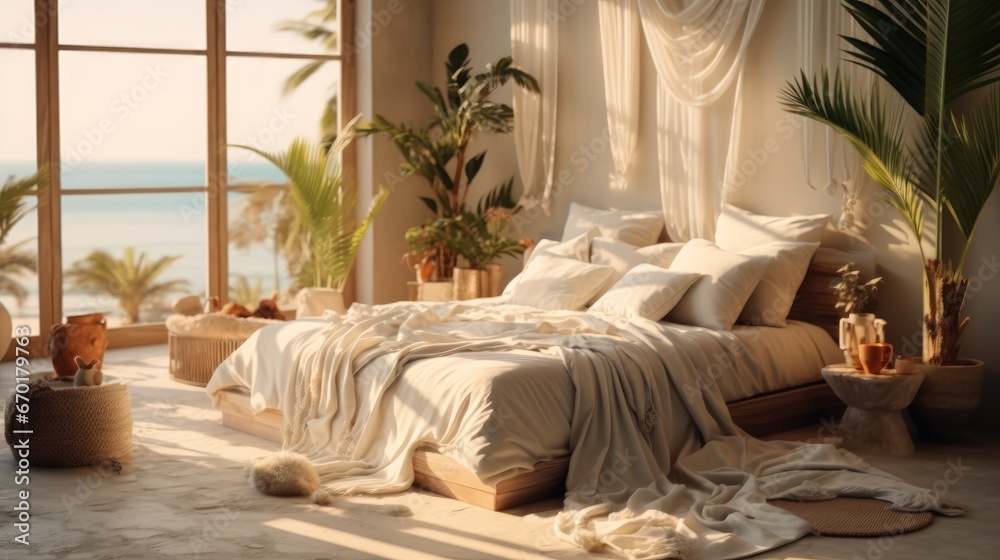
[1,344,998,559]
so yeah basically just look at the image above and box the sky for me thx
[1,0,338,164]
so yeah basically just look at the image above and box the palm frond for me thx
[940,86,1000,245]
[780,70,925,252]
[232,114,387,289]
[0,167,47,245]
[283,59,327,95]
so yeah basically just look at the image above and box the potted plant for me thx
[0,169,46,357]
[831,263,885,369]
[781,0,1000,439]
[234,115,388,317]
[406,180,529,299]
[356,43,538,284]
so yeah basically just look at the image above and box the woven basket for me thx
[168,334,246,387]
[5,379,132,467]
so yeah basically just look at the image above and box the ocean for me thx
[1,160,295,329]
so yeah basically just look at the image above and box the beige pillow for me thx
[561,202,664,247]
[589,264,701,321]
[736,242,820,327]
[666,239,769,330]
[504,229,598,296]
[511,253,613,311]
[715,204,829,252]
[589,237,686,302]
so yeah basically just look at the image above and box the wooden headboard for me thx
[788,247,877,340]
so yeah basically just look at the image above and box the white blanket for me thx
[208,301,961,559]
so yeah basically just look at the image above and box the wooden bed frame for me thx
[215,381,843,511]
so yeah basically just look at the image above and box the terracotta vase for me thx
[49,313,108,377]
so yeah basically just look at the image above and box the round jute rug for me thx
[769,497,933,537]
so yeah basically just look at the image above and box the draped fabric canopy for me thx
[599,0,642,190]
[599,0,765,241]
[511,0,559,214]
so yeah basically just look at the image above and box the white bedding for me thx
[207,305,839,484]
[206,300,959,559]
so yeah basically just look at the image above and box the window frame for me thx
[0,0,355,358]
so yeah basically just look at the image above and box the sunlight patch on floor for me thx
[262,517,443,560]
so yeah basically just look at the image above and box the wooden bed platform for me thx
[215,381,843,511]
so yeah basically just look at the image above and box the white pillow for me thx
[737,242,820,327]
[511,253,613,311]
[589,238,686,301]
[503,229,598,296]
[561,202,664,247]
[665,239,769,330]
[636,242,685,268]
[715,204,829,252]
[589,264,701,321]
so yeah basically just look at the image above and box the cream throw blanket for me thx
[274,301,961,560]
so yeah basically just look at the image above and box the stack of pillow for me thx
[505,202,830,330]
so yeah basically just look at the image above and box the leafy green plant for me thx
[356,43,539,276]
[405,181,529,270]
[831,263,884,315]
[66,247,188,324]
[780,0,1000,365]
[0,169,46,306]
[234,115,388,291]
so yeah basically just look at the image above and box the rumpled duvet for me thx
[208,300,962,560]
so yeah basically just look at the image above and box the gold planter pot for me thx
[453,264,503,301]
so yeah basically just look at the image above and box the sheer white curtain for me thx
[511,0,559,213]
[637,0,765,241]
[799,0,872,233]
[599,0,641,190]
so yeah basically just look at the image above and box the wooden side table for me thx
[821,364,924,456]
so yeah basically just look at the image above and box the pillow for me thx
[665,239,769,330]
[589,264,701,321]
[503,229,598,296]
[511,253,613,311]
[636,242,685,268]
[715,204,829,252]
[561,202,664,247]
[589,238,686,301]
[736,242,820,327]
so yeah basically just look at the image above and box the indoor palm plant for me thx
[356,43,538,284]
[781,0,1000,439]
[235,115,388,317]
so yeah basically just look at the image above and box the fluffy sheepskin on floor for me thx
[247,452,332,505]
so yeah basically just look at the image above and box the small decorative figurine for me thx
[73,356,104,387]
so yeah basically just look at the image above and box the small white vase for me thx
[294,287,347,318]
[0,301,12,358]
[838,312,886,369]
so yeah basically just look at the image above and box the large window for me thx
[0,0,352,351]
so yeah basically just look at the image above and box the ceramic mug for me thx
[859,342,894,374]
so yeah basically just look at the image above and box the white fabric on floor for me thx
[208,301,960,560]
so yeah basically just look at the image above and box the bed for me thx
[207,298,843,510]
[203,224,961,559]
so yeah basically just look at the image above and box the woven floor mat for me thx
[769,497,933,537]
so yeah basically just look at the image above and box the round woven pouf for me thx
[5,378,133,467]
